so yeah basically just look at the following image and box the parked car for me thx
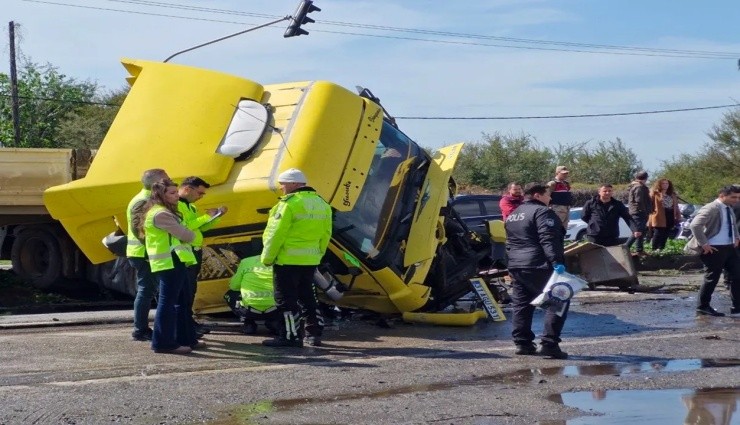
[450,194,503,239]
[565,207,632,242]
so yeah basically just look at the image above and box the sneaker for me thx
[131,328,153,341]
[305,336,322,347]
[696,306,725,317]
[729,307,740,316]
[241,322,258,335]
[514,343,537,355]
[262,337,303,348]
[154,346,192,355]
[539,344,568,359]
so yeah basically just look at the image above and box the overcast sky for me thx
[4,0,740,173]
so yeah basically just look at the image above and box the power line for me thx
[20,0,740,60]
[2,93,735,120]
[396,104,740,120]
[100,0,740,58]
[0,93,120,107]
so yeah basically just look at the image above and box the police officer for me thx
[261,168,332,348]
[505,183,569,359]
[224,255,279,335]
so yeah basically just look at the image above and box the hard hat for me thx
[277,168,307,184]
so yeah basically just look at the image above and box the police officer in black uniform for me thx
[505,183,569,359]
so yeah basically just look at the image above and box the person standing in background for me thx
[547,166,572,230]
[500,182,524,221]
[684,185,740,317]
[647,178,681,251]
[625,171,653,257]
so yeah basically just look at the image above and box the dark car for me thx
[450,194,503,238]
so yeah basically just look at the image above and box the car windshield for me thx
[333,121,422,258]
[569,209,582,221]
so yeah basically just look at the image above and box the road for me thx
[0,272,738,425]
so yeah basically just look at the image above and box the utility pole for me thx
[8,21,21,147]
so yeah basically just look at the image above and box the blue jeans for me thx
[129,257,157,333]
[151,256,197,351]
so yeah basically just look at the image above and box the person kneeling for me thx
[225,256,280,335]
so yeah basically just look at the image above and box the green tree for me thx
[56,88,126,149]
[453,132,554,191]
[658,108,740,203]
[0,58,97,148]
[553,138,642,185]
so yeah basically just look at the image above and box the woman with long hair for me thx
[133,178,206,354]
[647,178,681,251]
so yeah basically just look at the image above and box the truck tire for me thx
[10,228,62,289]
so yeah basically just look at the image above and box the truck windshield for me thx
[334,121,422,261]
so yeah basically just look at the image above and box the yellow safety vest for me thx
[228,256,276,313]
[125,188,149,258]
[144,205,197,272]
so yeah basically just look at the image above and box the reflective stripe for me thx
[127,239,144,246]
[148,252,171,260]
[244,290,274,298]
[293,213,330,220]
[285,247,321,256]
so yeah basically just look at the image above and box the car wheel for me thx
[575,230,586,241]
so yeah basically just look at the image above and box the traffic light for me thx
[284,0,321,38]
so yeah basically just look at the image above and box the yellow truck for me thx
[0,148,100,288]
[44,59,491,315]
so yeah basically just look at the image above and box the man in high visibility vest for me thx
[224,256,279,335]
[127,168,169,342]
[261,168,333,348]
[177,176,227,336]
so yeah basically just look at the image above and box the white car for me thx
[565,207,632,242]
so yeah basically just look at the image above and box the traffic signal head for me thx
[284,0,321,38]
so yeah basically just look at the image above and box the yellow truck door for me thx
[403,143,463,267]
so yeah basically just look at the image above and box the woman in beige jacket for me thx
[648,178,681,250]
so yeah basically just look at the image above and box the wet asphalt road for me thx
[0,272,738,425]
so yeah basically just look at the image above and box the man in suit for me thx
[684,185,740,317]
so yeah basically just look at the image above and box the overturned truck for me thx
[44,59,491,315]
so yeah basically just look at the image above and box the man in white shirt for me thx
[685,185,740,316]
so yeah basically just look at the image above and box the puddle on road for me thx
[539,357,740,378]
[548,387,740,425]
[206,358,740,424]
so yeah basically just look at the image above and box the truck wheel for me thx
[11,228,62,289]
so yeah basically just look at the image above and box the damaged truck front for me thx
[44,59,490,315]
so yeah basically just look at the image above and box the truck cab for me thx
[44,59,490,314]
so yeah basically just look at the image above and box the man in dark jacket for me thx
[582,184,640,246]
[505,183,568,359]
[625,171,652,256]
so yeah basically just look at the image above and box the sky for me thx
[3,0,740,173]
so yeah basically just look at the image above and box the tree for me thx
[56,88,126,149]
[454,132,554,191]
[453,133,642,193]
[658,108,740,203]
[0,58,97,148]
[553,138,642,185]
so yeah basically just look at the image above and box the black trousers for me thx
[273,264,323,340]
[510,268,569,347]
[698,245,740,309]
[186,249,203,320]
[626,213,648,252]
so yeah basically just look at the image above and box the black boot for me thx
[262,311,303,348]
[539,343,568,359]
